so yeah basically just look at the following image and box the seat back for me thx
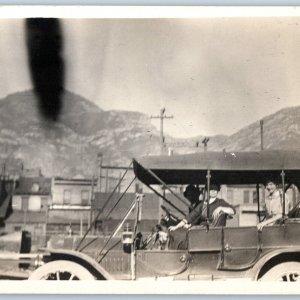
[289,207,300,218]
[212,213,228,227]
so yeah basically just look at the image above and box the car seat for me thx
[211,212,229,227]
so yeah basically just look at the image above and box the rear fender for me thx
[39,248,114,280]
[247,248,300,280]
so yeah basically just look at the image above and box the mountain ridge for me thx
[0,90,299,177]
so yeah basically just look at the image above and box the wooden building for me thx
[6,176,51,250]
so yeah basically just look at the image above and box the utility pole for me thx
[89,176,95,235]
[151,108,173,222]
[97,153,103,193]
[260,119,264,151]
[151,108,173,154]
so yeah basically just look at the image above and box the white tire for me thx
[260,262,300,281]
[28,260,95,280]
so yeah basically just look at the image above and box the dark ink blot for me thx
[25,18,64,121]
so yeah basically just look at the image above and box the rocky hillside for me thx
[162,106,300,153]
[216,106,300,152]
[0,90,299,177]
[0,90,161,177]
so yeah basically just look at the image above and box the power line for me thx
[172,118,190,137]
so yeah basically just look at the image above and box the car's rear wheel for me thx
[28,260,95,280]
[260,262,300,281]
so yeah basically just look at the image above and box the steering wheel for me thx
[161,205,180,223]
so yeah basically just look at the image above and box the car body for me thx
[25,150,300,281]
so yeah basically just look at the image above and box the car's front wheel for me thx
[28,260,95,280]
[260,262,300,281]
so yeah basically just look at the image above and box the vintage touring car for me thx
[3,150,300,281]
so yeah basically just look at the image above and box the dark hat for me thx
[183,184,200,198]
[206,183,221,191]
[264,178,279,186]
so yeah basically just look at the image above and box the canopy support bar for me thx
[144,167,189,208]
[145,183,186,217]
[97,198,137,262]
[206,169,211,232]
[256,184,261,223]
[75,161,133,251]
[103,176,137,221]
[281,170,286,219]
[78,176,137,253]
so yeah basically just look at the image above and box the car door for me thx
[261,221,300,250]
[220,226,261,270]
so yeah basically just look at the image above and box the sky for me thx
[1,16,300,138]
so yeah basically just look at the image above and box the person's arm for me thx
[212,206,235,220]
[169,202,203,231]
[168,219,188,232]
[284,194,292,214]
[257,214,282,231]
[212,200,236,220]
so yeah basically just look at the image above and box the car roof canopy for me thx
[133,150,300,186]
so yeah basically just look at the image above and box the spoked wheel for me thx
[260,262,300,281]
[28,260,95,280]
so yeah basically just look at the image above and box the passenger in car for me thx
[257,179,293,231]
[141,224,169,250]
[183,184,202,213]
[168,184,235,231]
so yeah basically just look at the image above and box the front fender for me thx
[246,247,300,280]
[38,248,114,280]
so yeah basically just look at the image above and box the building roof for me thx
[53,177,96,186]
[14,177,51,196]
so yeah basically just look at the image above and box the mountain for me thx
[0,90,161,177]
[215,106,300,152]
[164,106,300,154]
[0,90,299,177]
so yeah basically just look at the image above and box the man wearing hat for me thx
[169,184,235,231]
[183,184,202,213]
[257,179,292,231]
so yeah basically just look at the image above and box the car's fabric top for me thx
[133,150,300,185]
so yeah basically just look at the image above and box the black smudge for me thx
[25,18,64,121]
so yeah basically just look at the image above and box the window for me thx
[253,191,258,203]
[244,190,250,204]
[227,189,234,203]
[28,195,42,211]
[81,190,89,206]
[63,190,71,205]
[12,196,22,210]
